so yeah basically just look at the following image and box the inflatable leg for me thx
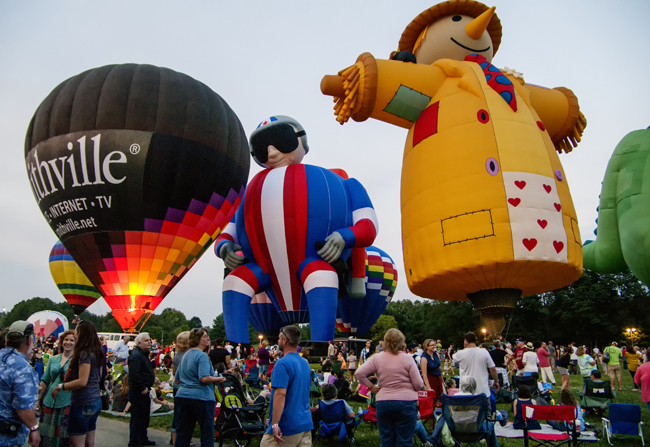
[300,259,338,341]
[222,264,269,343]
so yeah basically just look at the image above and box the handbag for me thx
[602,348,610,363]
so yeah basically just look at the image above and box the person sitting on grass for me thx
[513,385,539,430]
[333,371,353,400]
[546,389,585,432]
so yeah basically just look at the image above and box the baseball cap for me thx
[7,320,34,337]
[516,338,525,344]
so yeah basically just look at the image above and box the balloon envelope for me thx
[249,290,284,335]
[28,310,69,339]
[337,246,397,334]
[25,64,250,330]
[49,240,101,314]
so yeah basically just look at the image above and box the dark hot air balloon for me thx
[26,64,250,331]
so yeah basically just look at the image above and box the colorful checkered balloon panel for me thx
[49,241,101,314]
[336,246,397,334]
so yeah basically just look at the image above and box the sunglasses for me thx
[250,124,306,164]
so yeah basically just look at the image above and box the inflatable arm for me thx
[523,84,587,154]
[321,53,446,128]
[337,178,379,248]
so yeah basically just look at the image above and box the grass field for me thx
[101,366,648,446]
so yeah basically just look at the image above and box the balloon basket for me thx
[467,288,521,336]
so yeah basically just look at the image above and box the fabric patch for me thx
[383,85,431,123]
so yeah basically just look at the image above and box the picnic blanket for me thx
[495,421,598,442]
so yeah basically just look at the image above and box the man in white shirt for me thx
[114,335,131,364]
[452,332,499,397]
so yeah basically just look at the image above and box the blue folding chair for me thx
[430,394,497,447]
[602,404,645,445]
[318,400,361,444]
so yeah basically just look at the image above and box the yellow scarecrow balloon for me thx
[321,0,586,334]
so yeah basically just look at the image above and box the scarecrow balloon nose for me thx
[465,6,495,40]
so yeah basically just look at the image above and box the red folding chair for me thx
[523,405,579,447]
[418,390,437,427]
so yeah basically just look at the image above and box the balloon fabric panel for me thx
[49,241,101,314]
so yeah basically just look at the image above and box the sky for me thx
[1,1,648,327]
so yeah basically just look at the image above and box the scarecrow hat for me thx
[397,0,502,56]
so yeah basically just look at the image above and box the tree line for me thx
[4,269,648,350]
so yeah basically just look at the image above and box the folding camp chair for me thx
[243,367,266,399]
[581,379,613,414]
[513,376,540,400]
[602,404,645,446]
[418,390,436,426]
[431,394,497,447]
[522,405,578,447]
[318,400,362,444]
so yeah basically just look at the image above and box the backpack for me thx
[603,347,610,363]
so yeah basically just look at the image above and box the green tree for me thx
[189,317,203,328]
[210,314,226,340]
[368,314,398,342]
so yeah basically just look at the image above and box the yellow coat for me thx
[328,56,583,301]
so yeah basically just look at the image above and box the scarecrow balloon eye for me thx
[452,15,462,22]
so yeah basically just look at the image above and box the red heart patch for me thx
[522,238,537,251]
[508,198,521,207]
[543,184,552,193]
[554,203,562,212]
[537,219,547,229]
[553,241,564,253]
[515,181,526,189]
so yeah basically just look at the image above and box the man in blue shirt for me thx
[113,336,130,364]
[0,321,40,447]
[262,325,313,447]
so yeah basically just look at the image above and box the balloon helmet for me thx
[250,115,309,167]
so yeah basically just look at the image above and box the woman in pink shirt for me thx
[634,350,650,413]
[356,328,424,447]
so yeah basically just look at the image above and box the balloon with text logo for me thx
[25,64,250,331]
[49,240,102,314]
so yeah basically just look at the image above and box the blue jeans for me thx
[67,398,102,436]
[175,397,215,447]
[414,420,428,442]
[376,400,418,447]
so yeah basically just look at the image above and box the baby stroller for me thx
[215,373,267,447]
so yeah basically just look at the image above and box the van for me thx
[98,333,136,353]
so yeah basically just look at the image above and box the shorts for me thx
[259,364,269,376]
[607,364,622,380]
[67,398,102,436]
[556,366,569,376]
[261,431,311,447]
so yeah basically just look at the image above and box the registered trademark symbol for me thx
[129,144,141,155]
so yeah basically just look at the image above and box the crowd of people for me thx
[2,319,650,447]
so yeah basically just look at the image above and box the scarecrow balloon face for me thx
[26,64,250,331]
[414,11,495,64]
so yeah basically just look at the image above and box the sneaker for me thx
[424,442,433,447]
